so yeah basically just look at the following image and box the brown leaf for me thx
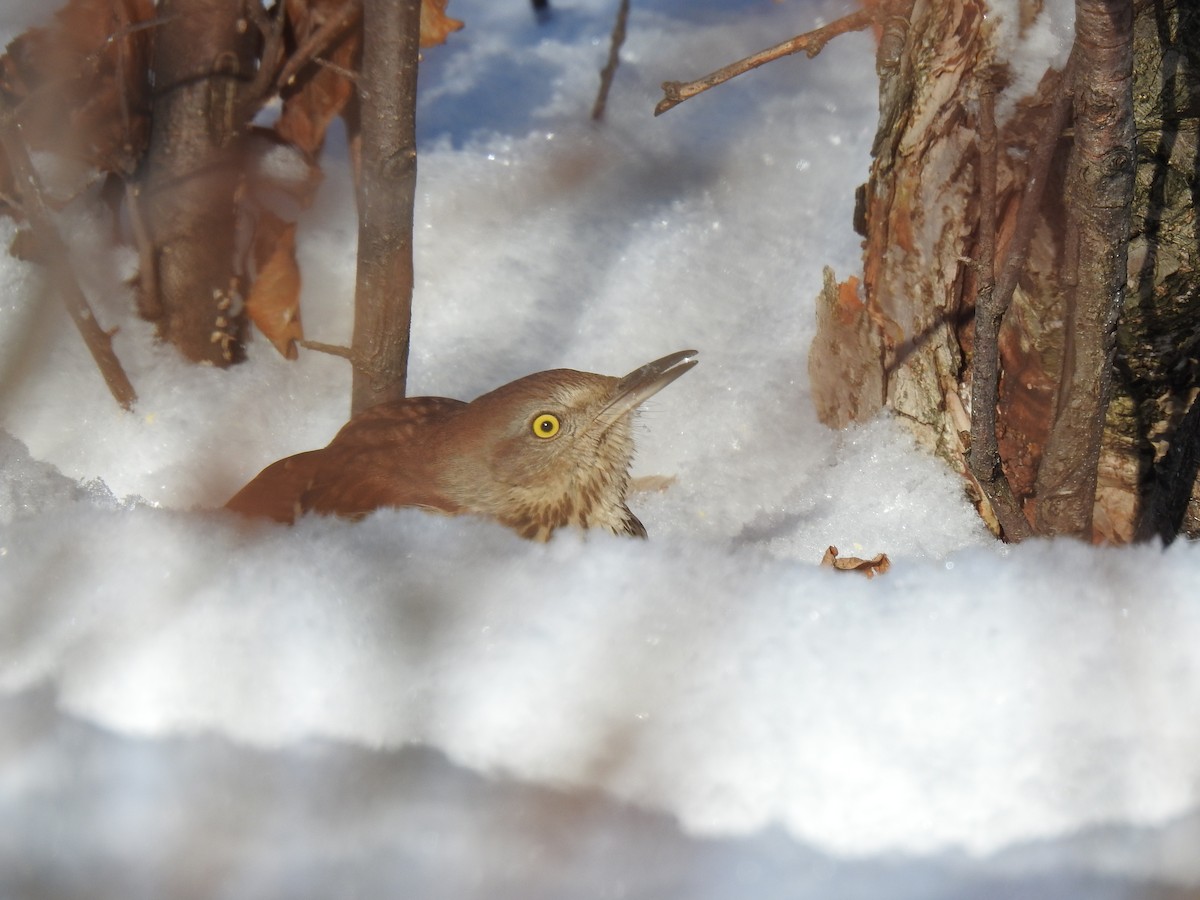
[0,0,154,187]
[421,0,464,48]
[277,0,363,157]
[274,0,460,156]
[820,545,891,578]
[245,215,304,359]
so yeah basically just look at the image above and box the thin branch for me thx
[654,8,872,116]
[0,116,137,410]
[967,69,1031,542]
[243,0,289,112]
[591,0,631,121]
[114,0,137,169]
[299,338,356,361]
[276,0,363,92]
[243,0,272,35]
[312,57,359,84]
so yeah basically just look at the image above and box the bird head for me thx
[442,349,698,539]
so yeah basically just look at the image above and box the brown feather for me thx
[224,351,698,538]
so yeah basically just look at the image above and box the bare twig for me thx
[591,0,631,121]
[243,0,289,112]
[1035,0,1135,538]
[0,117,137,410]
[654,8,872,116]
[276,0,363,92]
[298,339,356,361]
[113,0,138,170]
[313,57,359,84]
[966,69,1031,542]
[243,0,272,35]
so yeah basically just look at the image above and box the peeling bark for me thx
[808,268,885,428]
[812,0,1200,544]
[858,0,985,464]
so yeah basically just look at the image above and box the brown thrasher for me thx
[225,349,698,539]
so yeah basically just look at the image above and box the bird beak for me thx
[593,349,699,431]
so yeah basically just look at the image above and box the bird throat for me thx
[494,418,644,541]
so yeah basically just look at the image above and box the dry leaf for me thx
[420,0,464,48]
[278,0,363,157]
[0,0,154,194]
[820,545,891,578]
[276,0,462,156]
[245,214,304,359]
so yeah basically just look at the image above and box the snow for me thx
[989,0,1076,124]
[2,0,1198,897]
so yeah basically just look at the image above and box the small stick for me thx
[276,0,363,92]
[113,0,137,169]
[591,0,631,121]
[243,0,289,112]
[966,69,1030,542]
[312,57,359,84]
[655,8,872,116]
[0,117,137,410]
[299,339,357,362]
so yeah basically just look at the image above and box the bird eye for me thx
[532,413,560,439]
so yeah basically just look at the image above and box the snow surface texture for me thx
[2,0,1199,897]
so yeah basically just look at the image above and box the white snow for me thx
[3,0,1198,897]
[987,0,1076,123]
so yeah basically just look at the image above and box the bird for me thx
[225,349,698,540]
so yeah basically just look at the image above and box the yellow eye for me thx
[532,413,560,439]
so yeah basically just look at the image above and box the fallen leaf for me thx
[820,545,891,578]
[245,214,304,359]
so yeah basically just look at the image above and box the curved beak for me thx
[593,349,699,431]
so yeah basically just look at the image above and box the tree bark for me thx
[810,0,1200,544]
[350,0,421,415]
[1122,0,1200,541]
[136,0,257,366]
[1034,0,1135,537]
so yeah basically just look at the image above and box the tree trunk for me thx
[350,0,421,414]
[136,0,257,365]
[809,0,1200,544]
[1121,0,1200,541]
[1034,0,1135,537]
